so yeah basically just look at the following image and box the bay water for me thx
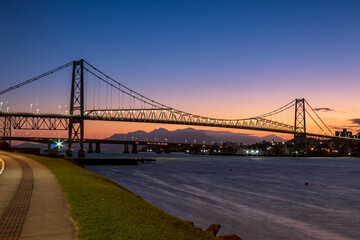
[84,153,360,240]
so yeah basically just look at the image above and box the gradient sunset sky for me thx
[1,0,360,139]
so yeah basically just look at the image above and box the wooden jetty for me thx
[69,157,156,166]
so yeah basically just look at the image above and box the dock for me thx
[69,157,156,166]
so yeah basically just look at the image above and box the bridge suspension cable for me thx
[83,60,170,109]
[304,100,334,136]
[0,62,73,96]
[257,100,295,118]
[82,67,161,109]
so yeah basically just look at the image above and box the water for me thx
[84,153,360,240]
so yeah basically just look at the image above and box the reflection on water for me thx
[85,153,360,240]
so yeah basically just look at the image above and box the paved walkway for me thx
[0,151,76,240]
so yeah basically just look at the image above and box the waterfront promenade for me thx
[0,151,76,239]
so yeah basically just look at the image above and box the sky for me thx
[1,0,360,139]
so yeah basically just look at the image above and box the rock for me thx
[185,220,194,226]
[205,224,221,236]
[217,234,243,240]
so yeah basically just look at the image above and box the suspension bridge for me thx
[0,59,354,156]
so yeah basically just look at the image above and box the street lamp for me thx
[55,138,64,152]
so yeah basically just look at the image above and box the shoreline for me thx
[19,152,230,239]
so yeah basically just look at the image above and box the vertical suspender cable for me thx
[110,86,112,109]
[85,70,88,110]
[93,74,95,110]
[98,77,100,109]
[106,82,108,109]
[129,95,132,109]
[117,87,121,109]
[122,91,124,109]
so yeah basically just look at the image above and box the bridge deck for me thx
[1,111,352,140]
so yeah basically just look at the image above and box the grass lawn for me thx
[23,154,216,240]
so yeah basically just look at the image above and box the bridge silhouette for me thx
[0,59,354,156]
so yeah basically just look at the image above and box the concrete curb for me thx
[0,158,5,175]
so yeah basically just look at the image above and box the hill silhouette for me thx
[108,127,285,144]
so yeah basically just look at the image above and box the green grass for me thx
[22,154,216,240]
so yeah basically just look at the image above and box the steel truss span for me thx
[84,108,296,134]
[0,113,70,130]
[0,110,350,140]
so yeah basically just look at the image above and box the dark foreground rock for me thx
[205,224,242,240]
[185,220,194,226]
[217,234,243,240]
[205,224,221,236]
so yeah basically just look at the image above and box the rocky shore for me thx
[186,221,243,240]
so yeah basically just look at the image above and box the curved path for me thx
[0,151,76,240]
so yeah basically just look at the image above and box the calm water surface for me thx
[85,153,360,240]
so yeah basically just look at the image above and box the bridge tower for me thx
[68,59,85,157]
[294,98,307,153]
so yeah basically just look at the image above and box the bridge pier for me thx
[123,144,130,154]
[88,142,93,153]
[95,143,101,153]
[154,146,163,154]
[131,144,138,154]
[78,149,85,158]
[164,146,171,154]
[67,149,73,157]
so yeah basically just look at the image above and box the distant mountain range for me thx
[12,128,286,151]
[107,127,285,144]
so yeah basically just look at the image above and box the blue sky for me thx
[1,0,360,136]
